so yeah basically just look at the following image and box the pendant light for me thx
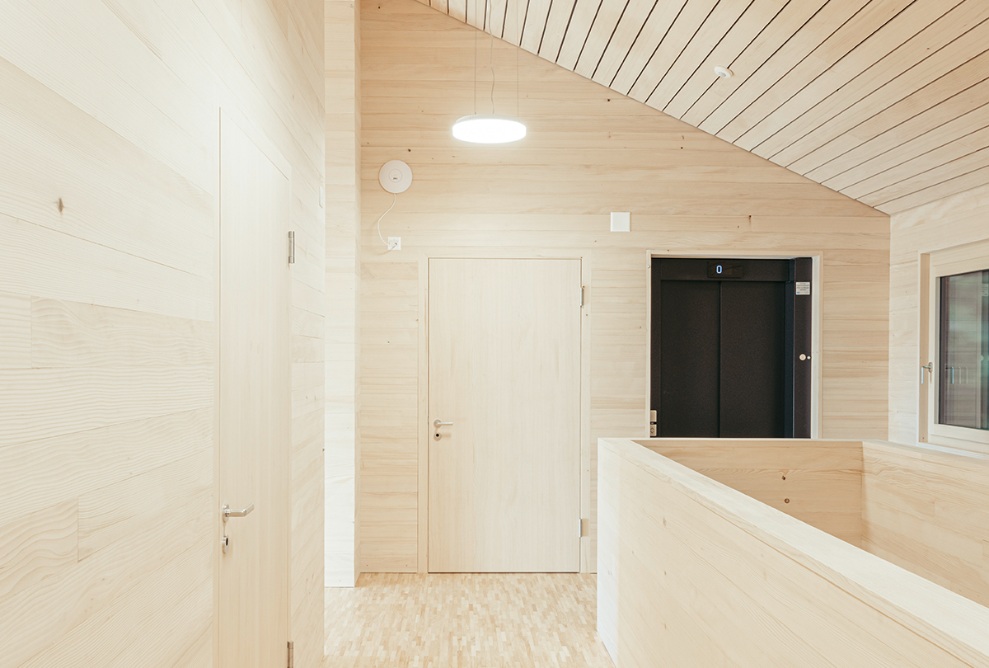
[452,115,526,144]
[452,0,526,144]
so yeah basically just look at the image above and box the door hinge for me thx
[579,285,585,307]
[287,641,294,668]
[288,231,296,265]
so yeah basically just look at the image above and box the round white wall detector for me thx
[378,160,413,194]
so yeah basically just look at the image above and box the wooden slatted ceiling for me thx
[417,0,989,214]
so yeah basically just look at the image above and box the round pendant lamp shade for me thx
[452,115,527,144]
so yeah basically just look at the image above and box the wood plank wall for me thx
[598,438,989,667]
[359,0,890,573]
[643,439,864,545]
[888,183,989,443]
[862,440,989,608]
[325,0,362,587]
[0,1,325,665]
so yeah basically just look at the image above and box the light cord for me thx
[516,0,520,116]
[473,0,478,114]
[375,193,398,247]
[488,0,496,114]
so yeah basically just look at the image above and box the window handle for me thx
[920,363,933,384]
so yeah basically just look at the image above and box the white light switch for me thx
[610,211,630,232]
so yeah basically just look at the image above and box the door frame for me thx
[417,254,589,573]
[646,250,823,439]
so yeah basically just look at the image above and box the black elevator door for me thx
[652,258,810,438]
[720,282,785,437]
[658,281,720,436]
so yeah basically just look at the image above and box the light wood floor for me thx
[323,573,615,667]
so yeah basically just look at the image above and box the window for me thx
[938,270,989,430]
[922,242,989,452]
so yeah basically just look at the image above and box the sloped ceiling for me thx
[414,0,989,214]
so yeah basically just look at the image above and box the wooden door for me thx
[428,258,581,572]
[217,115,291,666]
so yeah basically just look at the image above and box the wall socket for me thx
[387,236,402,251]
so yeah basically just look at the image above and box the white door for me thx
[217,114,291,666]
[428,258,581,572]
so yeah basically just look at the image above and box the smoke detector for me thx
[714,66,733,79]
[378,160,413,194]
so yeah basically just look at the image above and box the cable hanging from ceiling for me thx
[451,0,526,144]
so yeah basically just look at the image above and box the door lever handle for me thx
[221,503,254,554]
[222,503,255,522]
[433,419,453,441]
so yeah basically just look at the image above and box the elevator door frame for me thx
[646,252,822,439]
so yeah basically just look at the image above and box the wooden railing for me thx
[597,437,989,667]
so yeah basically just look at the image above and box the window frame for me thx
[920,240,989,453]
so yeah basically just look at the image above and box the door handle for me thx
[920,362,933,384]
[222,503,255,522]
[221,503,254,555]
[433,419,453,441]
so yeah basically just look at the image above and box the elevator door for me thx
[651,258,811,438]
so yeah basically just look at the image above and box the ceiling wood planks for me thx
[414,0,989,214]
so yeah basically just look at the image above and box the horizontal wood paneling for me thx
[0,410,212,528]
[173,628,213,667]
[0,0,325,665]
[0,366,213,445]
[862,440,989,608]
[0,292,30,369]
[0,56,214,277]
[0,213,213,322]
[31,299,214,369]
[644,439,864,544]
[0,501,78,601]
[0,493,211,667]
[415,0,989,214]
[77,449,213,560]
[22,530,212,668]
[99,570,213,668]
[359,260,420,572]
[359,0,889,574]
[0,1,214,192]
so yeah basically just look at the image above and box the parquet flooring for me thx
[323,573,615,667]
